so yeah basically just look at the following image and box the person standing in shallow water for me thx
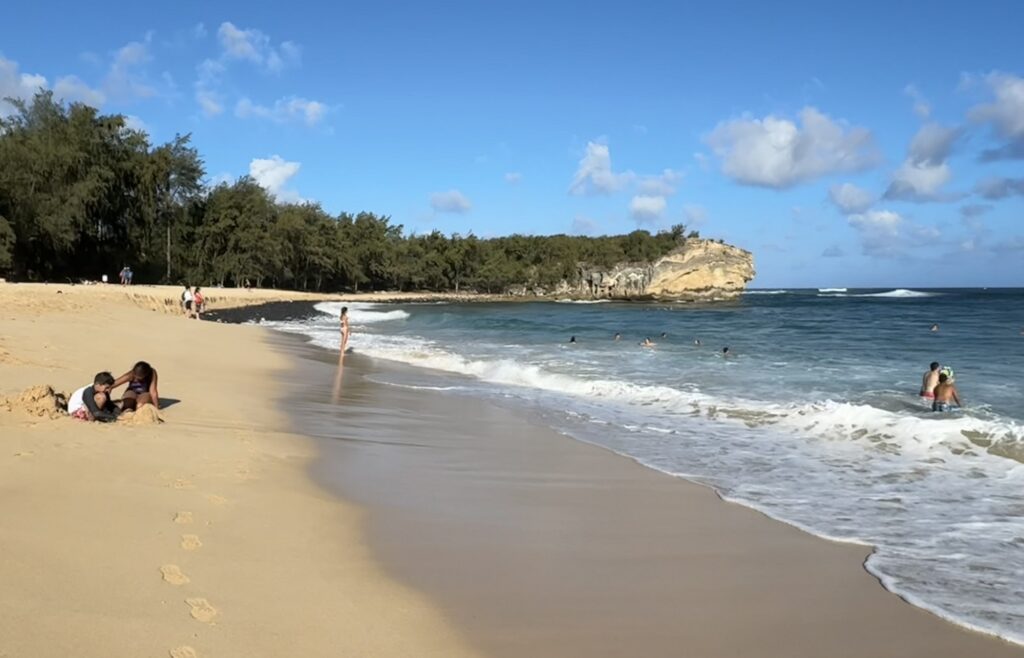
[339,307,351,354]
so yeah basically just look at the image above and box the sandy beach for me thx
[2,282,1022,657]
[0,283,479,658]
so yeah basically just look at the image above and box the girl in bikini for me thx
[113,361,161,411]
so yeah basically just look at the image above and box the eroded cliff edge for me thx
[540,239,755,301]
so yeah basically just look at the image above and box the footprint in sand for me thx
[180,534,203,551]
[160,565,190,585]
[173,511,193,525]
[170,478,194,490]
[169,647,197,658]
[185,597,218,623]
[205,494,228,506]
[13,451,34,457]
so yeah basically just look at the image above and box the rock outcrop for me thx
[565,239,755,301]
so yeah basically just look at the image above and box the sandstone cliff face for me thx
[569,239,755,301]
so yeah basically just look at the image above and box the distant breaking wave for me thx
[314,301,410,323]
[745,289,791,295]
[856,289,936,298]
[818,287,847,293]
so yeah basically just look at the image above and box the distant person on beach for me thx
[193,287,205,320]
[340,307,351,353]
[67,372,118,422]
[920,362,941,400]
[932,372,961,412]
[640,337,656,348]
[125,266,133,285]
[113,361,160,411]
[119,266,128,285]
[181,286,193,317]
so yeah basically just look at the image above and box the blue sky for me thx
[2,1,1022,287]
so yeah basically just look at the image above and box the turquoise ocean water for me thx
[261,288,1024,644]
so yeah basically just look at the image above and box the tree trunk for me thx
[165,223,171,281]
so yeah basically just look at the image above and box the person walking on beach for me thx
[920,361,940,401]
[340,307,351,353]
[193,287,205,320]
[181,285,194,317]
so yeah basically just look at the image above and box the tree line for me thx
[0,93,698,292]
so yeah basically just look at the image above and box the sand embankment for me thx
[0,282,479,658]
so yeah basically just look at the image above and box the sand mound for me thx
[118,404,163,425]
[0,385,68,419]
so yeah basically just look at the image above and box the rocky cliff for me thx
[563,239,755,301]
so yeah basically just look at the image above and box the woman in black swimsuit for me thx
[113,361,160,411]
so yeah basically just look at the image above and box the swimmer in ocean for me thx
[660,332,667,338]
[931,324,939,332]
[932,372,961,412]
[693,338,701,346]
[614,333,621,341]
[569,335,577,344]
[640,337,656,348]
[722,346,730,357]
[920,361,940,401]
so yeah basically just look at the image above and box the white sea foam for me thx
[314,301,410,323]
[817,287,847,292]
[555,299,611,304]
[745,289,791,295]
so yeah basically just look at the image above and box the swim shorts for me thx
[933,402,957,412]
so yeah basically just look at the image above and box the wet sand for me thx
[277,336,1024,658]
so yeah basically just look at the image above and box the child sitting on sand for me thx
[67,372,119,422]
[112,361,160,411]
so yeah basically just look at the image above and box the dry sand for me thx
[0,283,479,658]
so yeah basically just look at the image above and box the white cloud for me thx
[192,23,208,39]
[630,195,666,223]
[504,172,522,184]
[969,72,1024,161]
[430,189,471,213]
[122,114,147,132]
[847,209,941,257]
[569,141,635,195]
[52,75,106,106]
[975,176,1024,200]
[828,182,874,214]
[235,96,327,126]
[705,107,879,188]
[217,22,299,73]
[904,84,931,119]
[250,155,303,202]
[571,216,598,235]
[682,204,707,226]
[822,245,845,258]
[885,161,953,201]
[884,123,961,202]
[637,169,683,196]
[197,91,223,116]
[0,56,47,115]
[104,39,155,100]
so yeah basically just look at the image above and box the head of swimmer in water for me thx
[569,336,576,343]
[930,362,940,372]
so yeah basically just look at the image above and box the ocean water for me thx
[258,288,1024,644]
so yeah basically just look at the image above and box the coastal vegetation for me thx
[0,93,697,292]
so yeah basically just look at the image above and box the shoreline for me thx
[269,328,1023,657]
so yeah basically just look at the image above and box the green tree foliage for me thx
[0,93,692,291]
